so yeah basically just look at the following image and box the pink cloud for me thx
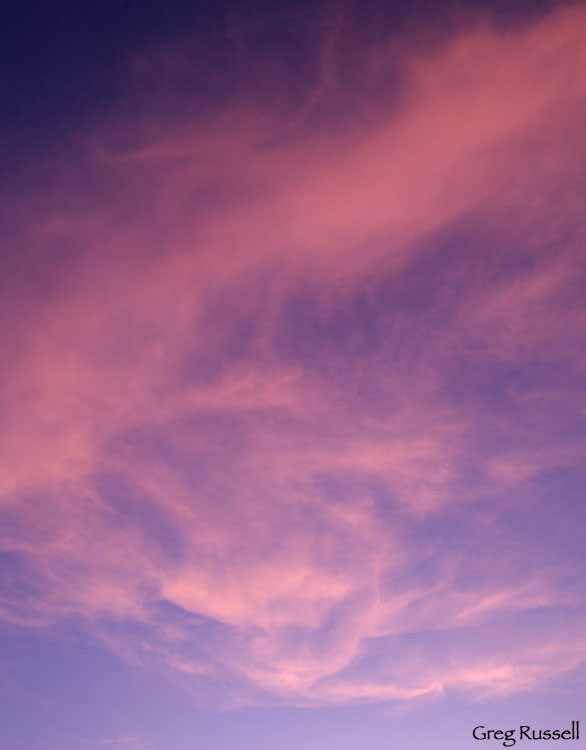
[73,738,151,750]
[0,1,585,709]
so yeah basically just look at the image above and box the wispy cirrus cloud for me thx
[73,738,151,750]
[1,1,585,708]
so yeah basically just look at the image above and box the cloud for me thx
[78,739,140,745]
[1,0,585,708]
[73,738,151,750]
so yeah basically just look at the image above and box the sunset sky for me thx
[1,1,585,748]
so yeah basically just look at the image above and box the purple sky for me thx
[1,1,585,748]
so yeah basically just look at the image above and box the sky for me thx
[1,0,585,748]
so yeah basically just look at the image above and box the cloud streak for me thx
[1,0,585,709]
[73,738,151,750]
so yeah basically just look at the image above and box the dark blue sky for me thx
[1,0,574,167]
